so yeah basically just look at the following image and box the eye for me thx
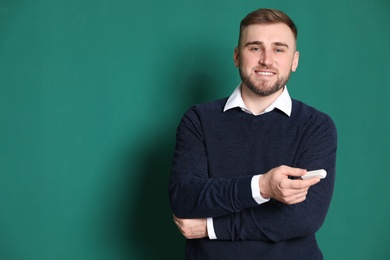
[249,46,261,52]
[274,48,285,53]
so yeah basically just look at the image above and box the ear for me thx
[233,47,240,67]
[291,51,299,72]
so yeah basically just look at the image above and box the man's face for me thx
[234,23,299,96]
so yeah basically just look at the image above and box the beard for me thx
[239,68,290,96]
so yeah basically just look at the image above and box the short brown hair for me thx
[238,8,298,46]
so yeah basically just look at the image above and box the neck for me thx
[241,84,284,115]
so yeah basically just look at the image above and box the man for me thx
[169,8,337,260]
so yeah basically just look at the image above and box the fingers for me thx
[173,216,187,238]
[276,187,309,204]
[172,215,208,239]
[260,166,321,205]
[278,165,307,177]
[278,177,320,203]
[283,177,321,190]
[173,215,181,229]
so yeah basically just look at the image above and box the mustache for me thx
[239,66,277,74]
[253,65,277,71]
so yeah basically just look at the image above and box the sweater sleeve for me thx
[169,107,259,218]
[213,112,337,242]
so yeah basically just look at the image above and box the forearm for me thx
[169,173,258,218]
[172,175,271,240]
[172,150,336,242]
[213,176,334,242]
[212,147,337,242]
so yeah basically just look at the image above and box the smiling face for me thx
[234,23,299,97]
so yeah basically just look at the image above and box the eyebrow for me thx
[244,41,289,49]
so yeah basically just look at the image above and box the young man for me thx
[169,8,337,259]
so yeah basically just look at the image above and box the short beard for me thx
[239,68,289,96]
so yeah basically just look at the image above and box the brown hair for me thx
[238,8,298,46]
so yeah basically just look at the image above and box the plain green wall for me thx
[1,0,389,259]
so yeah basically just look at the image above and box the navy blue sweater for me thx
[169,97,337,260]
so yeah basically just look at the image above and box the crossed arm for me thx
[173,166,321,239]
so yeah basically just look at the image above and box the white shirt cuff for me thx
[206,217,217,240]
[251,174,270,204]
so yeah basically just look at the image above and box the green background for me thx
[1,0,389,259]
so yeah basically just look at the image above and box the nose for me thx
[259,49,273,66]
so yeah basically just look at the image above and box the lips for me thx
[255,69,277,77]
[254,67,277,76]
[256,71,275,76]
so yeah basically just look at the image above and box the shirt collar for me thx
[223,83,292,116]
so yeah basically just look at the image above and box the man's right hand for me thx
[173,215,208,239]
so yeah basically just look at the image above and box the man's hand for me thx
[260,165,320,204]
[173,215,208,239]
